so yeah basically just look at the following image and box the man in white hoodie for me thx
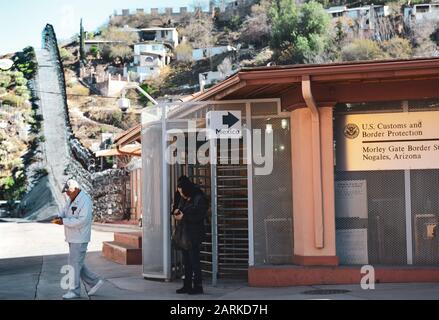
[52,179,104,299]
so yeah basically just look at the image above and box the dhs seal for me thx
[344,123,359,139]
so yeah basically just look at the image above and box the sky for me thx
[0,0,211,55]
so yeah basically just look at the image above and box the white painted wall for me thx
[192,46,236,61]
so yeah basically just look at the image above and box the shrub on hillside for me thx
[381,37,412,59]
[341,39,388,61]
[175,42,193,62]
[1,94,26,107]
[68,84,90,96]
[60,47,74,62]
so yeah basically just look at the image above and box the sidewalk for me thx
[3,249,439,300]
[1,222,439,300]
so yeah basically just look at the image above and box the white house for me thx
[134,42,169,65]
[126,42,171,82]
[404,3,439,22]
[138,28,179,48]
[199,68,236,92]
[326,6,347,18]
[326,5,390,35]
[326,5,390,22]
[180,45,237,62]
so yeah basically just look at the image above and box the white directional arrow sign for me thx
[206,111,242,139]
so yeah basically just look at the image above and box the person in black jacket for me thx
[173,176,208,295]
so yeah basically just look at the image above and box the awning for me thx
[95,144,141,157]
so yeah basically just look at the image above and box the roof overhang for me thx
[115,58,439,147]
[95,144,141,157]
[190,57,439,109]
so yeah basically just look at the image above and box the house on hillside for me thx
[138,28,179,49]
[124,42,172,82]
[404,3,439,23]
[326,5,390,39]
[190,45,237,62]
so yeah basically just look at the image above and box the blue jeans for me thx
[68,243,100,295]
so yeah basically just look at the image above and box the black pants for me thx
[182,243,202,288]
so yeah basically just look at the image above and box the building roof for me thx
[135,51,165,57]
[326,6,347,13]
[190,57,439,107]
[115,57,439,145]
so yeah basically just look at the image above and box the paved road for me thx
[2,223,439,300]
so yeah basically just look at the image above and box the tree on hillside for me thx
[410,20,439,58]
[269,0,330,64]
[59,47,74,62]
[381,37,412,59]
[80,19,86,61]
[100,27,139,63]
[175,41,194,62]
[182,15,216,50]
[181,15,216,68]
[101,27,139,44]
[240,0,272,48]
[321,18,348,62]
[13,47,37,80]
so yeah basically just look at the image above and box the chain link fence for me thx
[334,99,439,266]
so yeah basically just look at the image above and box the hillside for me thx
[0,47,41,205]
[54,0,439,159]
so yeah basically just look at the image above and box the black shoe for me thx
[188,286,204,295]
[176,286,191,294]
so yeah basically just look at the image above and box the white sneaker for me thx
[62,291,80,300]
[88,279,104,296]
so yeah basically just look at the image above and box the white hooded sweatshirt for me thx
[58,190,93,243]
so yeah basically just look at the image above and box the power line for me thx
[31,89,119,100]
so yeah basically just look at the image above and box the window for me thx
[416,5,430,13]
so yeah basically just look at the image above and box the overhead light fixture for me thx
[266,124,273,134]
[281,119,288,129]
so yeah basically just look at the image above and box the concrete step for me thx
[114,232,142,249]
[92,222,141,233]
[102,241,142,265]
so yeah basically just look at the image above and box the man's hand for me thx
[51,217,63,225]
[174,212,184,221]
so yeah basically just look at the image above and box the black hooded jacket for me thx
[175,187,208,245]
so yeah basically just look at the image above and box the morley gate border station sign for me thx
[336,110,439,171]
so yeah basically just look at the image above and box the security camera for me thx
[118,98,131,113]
